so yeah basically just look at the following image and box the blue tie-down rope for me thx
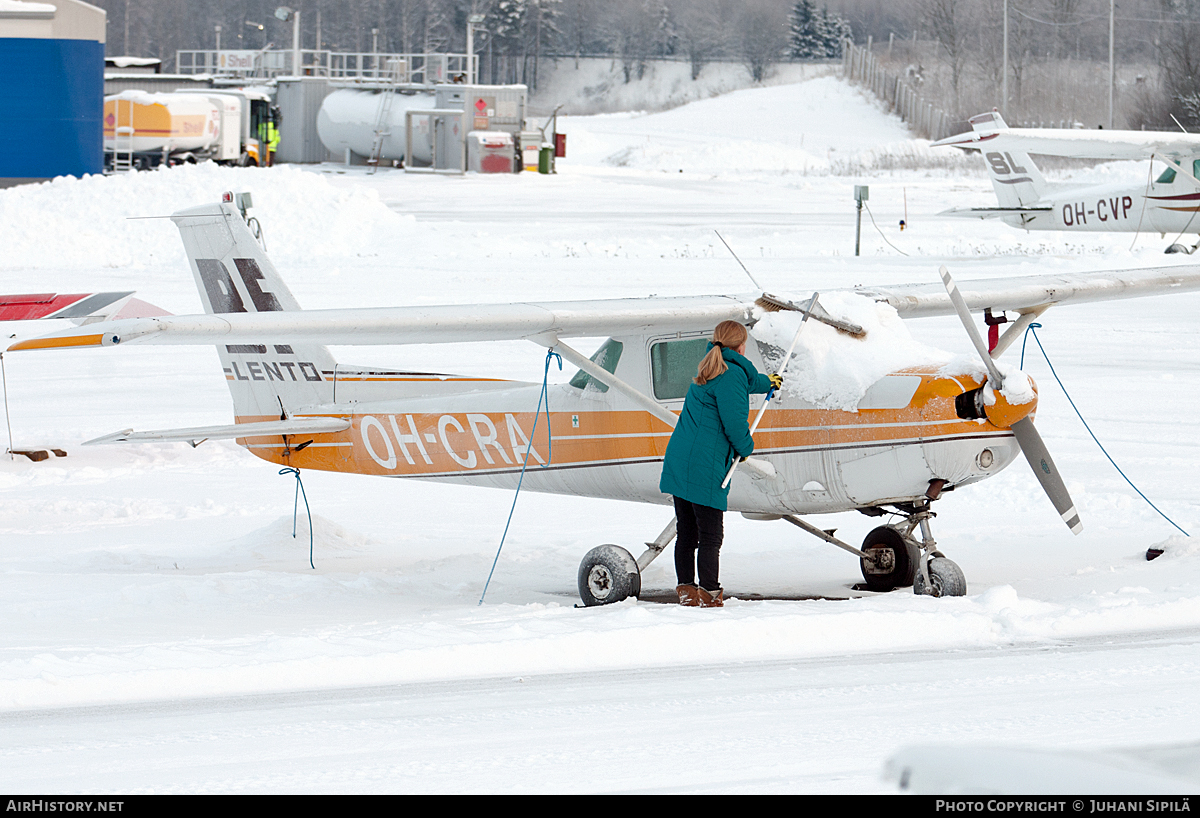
[479,348,561,605]
[1020,323,1189,537]
[279,466,316,568]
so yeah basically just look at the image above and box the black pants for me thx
[673,496,725,591]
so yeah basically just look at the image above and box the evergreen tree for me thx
[788,0,823,60]
[820,7,851,58]
[653,3,677,57]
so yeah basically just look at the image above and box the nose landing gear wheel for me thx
[577,545,641,607]
[860,526,920,591]
[913,557,967,597]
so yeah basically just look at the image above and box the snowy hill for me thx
[528,56,837,115]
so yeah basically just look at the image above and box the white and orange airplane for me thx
[10,194,1200,604]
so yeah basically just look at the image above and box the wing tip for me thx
[7,333,105,352]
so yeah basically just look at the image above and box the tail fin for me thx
[171,196,336,420]
[969,112,1047,208]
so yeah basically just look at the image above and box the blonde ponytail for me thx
[694,321,749,385]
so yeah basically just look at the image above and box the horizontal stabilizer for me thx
[84,417,351,446]
[940,206,1053,219]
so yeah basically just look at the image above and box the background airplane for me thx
[0,291,168,323]
[934,111,1200,252]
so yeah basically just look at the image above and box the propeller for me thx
[939,266,1083,535]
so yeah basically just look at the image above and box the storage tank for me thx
[316,89,435,164]
[103,91,220,154]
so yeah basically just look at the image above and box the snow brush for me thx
[755,293,866,338]
[721,291,822,490]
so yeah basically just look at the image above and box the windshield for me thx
[568,338,623,393]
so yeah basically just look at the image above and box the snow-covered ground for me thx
[2,77,1200,793]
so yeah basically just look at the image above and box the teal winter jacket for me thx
[658,345,773,511]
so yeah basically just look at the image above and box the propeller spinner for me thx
[939,266,1083,535]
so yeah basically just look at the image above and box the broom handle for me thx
[720,292,819,489]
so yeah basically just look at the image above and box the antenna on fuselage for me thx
[714,230,762,290]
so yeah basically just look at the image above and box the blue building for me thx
[0,0,106,185]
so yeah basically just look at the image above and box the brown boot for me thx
[696,586,724,608]
[677,584,701,606]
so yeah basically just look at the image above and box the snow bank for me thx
[5,574,1200,710]
[564,76,920,175]
[0,163,414,271]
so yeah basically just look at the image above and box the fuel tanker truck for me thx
[103,89,278,170]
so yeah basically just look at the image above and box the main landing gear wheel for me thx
[913,557,967,597]
[577,545,641,607]
[859,526,920,592]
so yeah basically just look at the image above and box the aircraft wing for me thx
[933,126,1200,161]
[84,417,352,446]
[8,264,1200,351]
[7,295,757,350]
[851,264,1200,318]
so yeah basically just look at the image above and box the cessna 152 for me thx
[10,194,1200,605]
[933,111,1200,251]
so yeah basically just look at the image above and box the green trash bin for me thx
[538,146,553,174]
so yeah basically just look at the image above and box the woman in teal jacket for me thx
[659,320,778,607]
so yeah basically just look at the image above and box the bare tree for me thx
[605,0,655,83]
[1155,0,1200,128]
[557,0,606,64]
[920,0,970,110]
[676,0,730,79]
[738,0,785,83]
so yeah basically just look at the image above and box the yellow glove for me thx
[768,373,784,390]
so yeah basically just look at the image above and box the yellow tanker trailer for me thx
[104,90,275,170]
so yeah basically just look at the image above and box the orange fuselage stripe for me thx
[230,371,1005,477]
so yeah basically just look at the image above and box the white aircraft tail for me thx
[968,112,1048,209]
[171,196,337,420]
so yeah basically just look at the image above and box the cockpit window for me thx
[569,338,623,393]
[650,337,710,400]
[1157,167,1177,184]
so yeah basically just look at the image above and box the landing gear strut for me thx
[892,495,967,598]
[780,489,967,597]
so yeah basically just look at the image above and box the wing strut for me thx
[990,306,1051,357]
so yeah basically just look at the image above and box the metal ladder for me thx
[367,59,404,172]
[110,97,135,173]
